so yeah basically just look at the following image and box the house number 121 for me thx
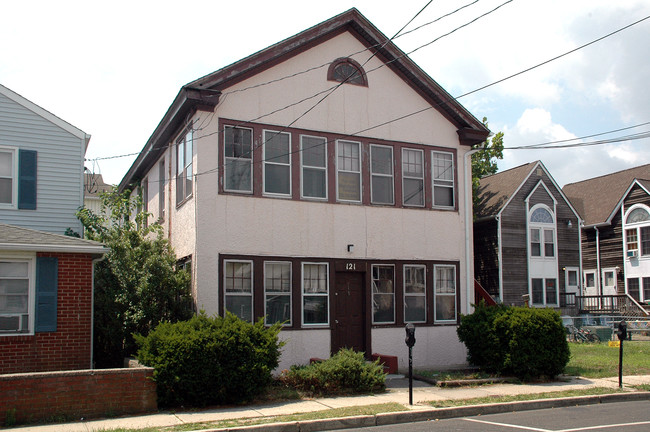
[346,263,356,270]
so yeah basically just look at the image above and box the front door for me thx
[332,271,366,354]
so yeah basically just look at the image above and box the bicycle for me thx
[566,325,600,343]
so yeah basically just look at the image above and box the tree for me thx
[77,188,193,368]
[471,117,504,208]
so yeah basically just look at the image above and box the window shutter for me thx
[35,257,58,332]
[18,149,37,210]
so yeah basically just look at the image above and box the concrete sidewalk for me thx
[8,375,650,432]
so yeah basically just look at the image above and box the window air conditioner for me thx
[0,315,23,332]
[627,249,638,258]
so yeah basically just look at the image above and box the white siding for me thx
[0,92,84,234]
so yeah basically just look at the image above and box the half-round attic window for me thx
[327,58,367,86]
[530,207,554,224]
[627,207,650,224]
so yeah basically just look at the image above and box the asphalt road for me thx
[336,400,650,431]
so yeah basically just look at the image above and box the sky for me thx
[1,0,649,187]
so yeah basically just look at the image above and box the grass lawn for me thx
[565,340,650,378]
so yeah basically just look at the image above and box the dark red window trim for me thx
[217,118,458,212]
[218,254,461,329]
[327,57,368,87]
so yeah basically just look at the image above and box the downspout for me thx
[578,219,583,295]
[463,147,483,314]
[496,214,503,302]
[595,226,601,296]
[90,255,106,369]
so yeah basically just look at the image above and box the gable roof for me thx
[0,222,107,255]
[562,164,650,226]
[0,83,91,151]
[474,160,580,221]
[119,8,489,191]
[474,162,537,219]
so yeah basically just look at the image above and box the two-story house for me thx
[0,83,106,373]
[119,9,489,371]
[474,161,582,308]
[564,164,650,308]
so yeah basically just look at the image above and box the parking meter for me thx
[405,323,416,348]
[617,320,627,388]
[617,321,627,341]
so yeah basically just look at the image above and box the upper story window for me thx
[219,120,458,212]
[0,148,16,206]
[625,205,650,257]
[301,135,327,200]
[175,129,193,206]
[327,58,367,86]
[337,140,362,202]
[370,144,394,205]
[0,147,37,210]
[402,148,424,207]
[263,130,291,197]
[529,205,555,258]
[158,160,165,221]
[224,126,253,193]
[432,151,454,208]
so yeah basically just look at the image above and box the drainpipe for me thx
[595,226,601,296]
[463,146,484,314]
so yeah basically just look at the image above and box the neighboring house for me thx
[119,9,489,371]
[0,223,106,373]
[474,161,582,307]
[563,164,650,305]
[0,84,90,235]
[83,172,113,215]
[0,84,107,373]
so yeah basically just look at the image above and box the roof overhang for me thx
[0,242,108,255]
[118,87,221,191]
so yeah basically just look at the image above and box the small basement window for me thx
[327,58,367,86]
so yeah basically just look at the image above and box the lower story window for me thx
[302,263,329,325]
[372,265,395,324]
[627,277,650,302]
[0,260,30,333]
[434,265,456,322]
[404,265,426,323]
[532,278,557,305]
[224,260,253,322]
[628,278,640,301]
[264,262,291,325]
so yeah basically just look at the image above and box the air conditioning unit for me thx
[0,315,23,332]
[627,249,638,258]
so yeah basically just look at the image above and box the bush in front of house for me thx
[457,302,570,380]
[278,349,386,396]
[135,312,283,407]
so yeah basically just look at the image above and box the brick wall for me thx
[0,253,94,374]
[0,368,157,425]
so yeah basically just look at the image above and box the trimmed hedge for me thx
[279,349,386,396]
[136,313,283,407]
[457,303,569,380]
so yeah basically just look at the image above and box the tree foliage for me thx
[472,117,504,208]
[78,188,193,368]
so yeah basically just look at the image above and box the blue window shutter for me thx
[18,149,37,210]
[35,257,58,332]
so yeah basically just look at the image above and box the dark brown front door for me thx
[332,271,366,354]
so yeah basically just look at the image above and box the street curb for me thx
[195,391,650,432]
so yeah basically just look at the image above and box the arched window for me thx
[327,58,367,86]
[529,205,555,258]
[626,207,650,224]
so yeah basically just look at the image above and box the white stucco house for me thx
[119,9,489,371]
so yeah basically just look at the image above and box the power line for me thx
[88,10,650,189]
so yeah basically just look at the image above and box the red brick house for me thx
[0,223,106,374]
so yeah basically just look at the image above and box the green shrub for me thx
[279,349,386,396]
[136,312,283,407]
[457,303,569,380]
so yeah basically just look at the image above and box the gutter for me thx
[0,243,109,254]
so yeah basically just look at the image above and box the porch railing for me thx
[558,293,650,317]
